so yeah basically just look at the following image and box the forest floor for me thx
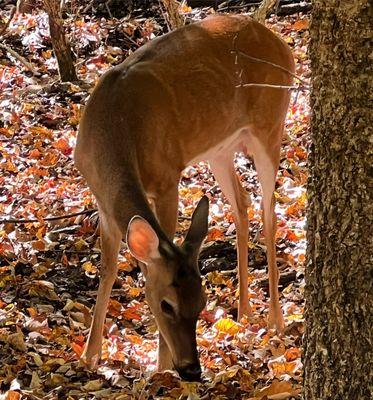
[0,4,310,400]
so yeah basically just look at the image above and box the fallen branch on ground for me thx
[0,209,97,224]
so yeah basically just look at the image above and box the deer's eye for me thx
[161,300,176,317]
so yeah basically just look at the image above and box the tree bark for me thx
[161,0,184,30]
[254,0,278,22]
[43,0,77,82]
[304,1,372,399]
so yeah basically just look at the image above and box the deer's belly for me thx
[186,127,252,165]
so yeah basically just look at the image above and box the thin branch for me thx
[105,0,113,19]
[237,82,300,90]
[122,31,139,47]
[158,0,171,32]
[0,209,97,224]
[233,49,308,86]
[0,42,41,76]
[83,1,94,13]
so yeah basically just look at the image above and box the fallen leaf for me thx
[255,379,300,399]
[292,19,309,30]
[214,318,239,335]
[8,330,27,351]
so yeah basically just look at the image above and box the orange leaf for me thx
[292,19,309,31]
[71,342,84,357]
[5,390,21,400]
[285,203,301,217]
[2,160,18,173]
[180,4,192,13]
[118,260,134,272]
[268,357,299,377]
[255,379,300,399]
[207,227,225,241]
[53,138,71,155]
[31,240,46,251]
[40,151,59,167]
[125,334,143,345]
[128,287,142,297]
[122,306,142,321]
[298,253,305,263]
[29,149,42,159]
[284,347,301,361]
[285,229,304,242]
[107,299,122,317]
[294,146,307,160]
[29,126,53,139]
[0,127,13,138]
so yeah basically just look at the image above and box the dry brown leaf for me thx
[8,330,27,351]
[255,379,300,399]
[28,280,60,300]
[83,379,103,391]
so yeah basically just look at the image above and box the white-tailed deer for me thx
[74,14,294,381]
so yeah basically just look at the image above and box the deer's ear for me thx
[183,196,209,250]
[126,216,160,264]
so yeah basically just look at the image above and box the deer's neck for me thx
[108,174,168,243]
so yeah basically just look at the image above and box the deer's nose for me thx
[177,364,202,381]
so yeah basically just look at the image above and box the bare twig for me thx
[105,0,113,19]
[0,42,41,76]
[0,209,97,224]
[0,6,16,36]
[218,4,257,12]
[237,82,299,90]
[232,50,308,87]
[158,0,171,32]
[275,0,281,13]
[83,0,94,13]
[122,30,139,47]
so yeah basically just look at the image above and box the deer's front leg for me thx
[81,212,121,368]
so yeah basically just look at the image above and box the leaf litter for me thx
[0,4,310,400]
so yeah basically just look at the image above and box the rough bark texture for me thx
[254,0,278,22]
[161,0,184,30]
[43,0,77,82]
[304,1,372,399]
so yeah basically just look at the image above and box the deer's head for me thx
[126,196,209,381]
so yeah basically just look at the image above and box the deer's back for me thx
[75,15,294,191]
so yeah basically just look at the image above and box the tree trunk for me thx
[43,0,77,82]
[161,0,184,30]
[304,1,372,399]
[254,0,278,22]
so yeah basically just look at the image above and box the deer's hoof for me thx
[268,309,285,334]
[238,302,253,321]
[80,352,100,370]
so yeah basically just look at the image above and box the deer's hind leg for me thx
[210,157,252,319]
[250,125,285,332]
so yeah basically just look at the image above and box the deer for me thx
[74,14,295,381]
